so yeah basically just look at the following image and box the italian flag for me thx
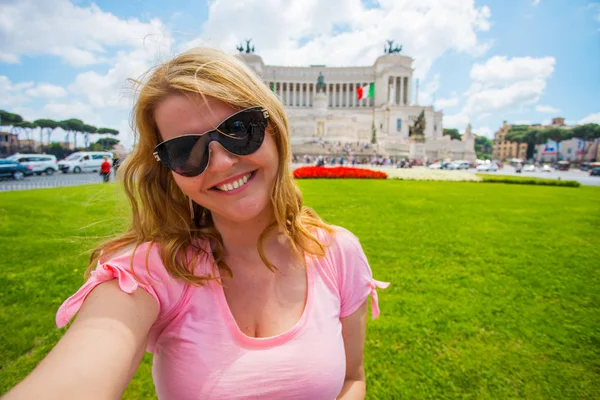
[356,83,374,100]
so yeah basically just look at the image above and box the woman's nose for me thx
[207,141,238,172]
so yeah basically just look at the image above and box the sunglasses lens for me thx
[155,107,267,177]
[157,135,209,177]
[218,109,266,156]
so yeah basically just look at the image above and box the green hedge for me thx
[476,174,580,187]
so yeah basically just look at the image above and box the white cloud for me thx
[579,112,600,124]
[0,0,171,66]
[0,76,34,108]
[535,104,560,113]
[41,101,97,123]
[463,55,555,115]
[194,0,492,77]
[469,56,555,86]
[443,113,470,130]
[25,83,68,99]
[435,93,460,110]
[417,74,440,105]
[473,126,493,138]
[532,0,541,6]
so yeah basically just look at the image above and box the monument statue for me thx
[409,110,426,141]
[236,39,255,54]
[316,72,326,93]
[385,40,403,54]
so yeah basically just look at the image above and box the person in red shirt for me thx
[100,156,111,183]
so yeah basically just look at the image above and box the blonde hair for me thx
[88,47,332,284]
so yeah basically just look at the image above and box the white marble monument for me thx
[237,43,475,161]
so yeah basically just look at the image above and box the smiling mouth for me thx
[211,171,257,192]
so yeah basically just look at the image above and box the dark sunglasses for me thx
[153,106,269,177]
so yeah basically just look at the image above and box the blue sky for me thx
[1,0,598,148]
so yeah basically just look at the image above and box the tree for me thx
[44,142,71,160]
[93,137,120,150]
[474,135,493,159]
[443,128,461,141]
[571,123,600,140]
[97,127,119,135]
[60,119,85,149]
[82,124,98,149]
[0,109,23,126]
[13,121,38,151]
[34,119,59,146]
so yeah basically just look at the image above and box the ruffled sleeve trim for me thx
[368,279,390,320]
[55,262,159,328]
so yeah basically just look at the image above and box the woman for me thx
[5,48,389,399]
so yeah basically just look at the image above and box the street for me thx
[0,172,111,192]
[476,165,600,186]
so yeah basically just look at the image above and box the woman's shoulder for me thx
[311,224,362,252]
[99,238,212,282]
[56,239,212,329]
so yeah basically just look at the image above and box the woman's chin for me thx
[211,201,272,225]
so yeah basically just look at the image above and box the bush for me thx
[477,174,580,187]
[293,166,387,179]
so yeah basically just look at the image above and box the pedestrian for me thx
[100,156,111,183]
[5,47,389,400]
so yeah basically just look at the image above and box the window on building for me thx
[397,118,402,131]
[567,148,572,154]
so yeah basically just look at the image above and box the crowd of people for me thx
[292,154,422,168]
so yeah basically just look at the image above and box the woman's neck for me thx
[211,206,280,261]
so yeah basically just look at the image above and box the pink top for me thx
[56,227,389,399]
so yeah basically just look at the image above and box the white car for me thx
[7,153,59,175]
[541,165,552,173]
[476,163,498,172]
[523,165,537,172]
[58,151,113,173]
[428,163,442,170]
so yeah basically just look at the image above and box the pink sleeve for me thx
[328,228,390,319]
[55,242,189,351]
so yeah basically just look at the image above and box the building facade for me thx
[0,131,18,156]
[535,138,592,163]
[492,121,528,161]
[238,51,475,161]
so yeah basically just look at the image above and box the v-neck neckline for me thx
[209,250,314,348]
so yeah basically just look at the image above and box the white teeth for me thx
[215,172,253,192]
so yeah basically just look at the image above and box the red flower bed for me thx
[293,166,388,179]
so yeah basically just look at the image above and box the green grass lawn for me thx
[1,181,599,399]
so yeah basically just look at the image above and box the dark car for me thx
[0,159,34,180]
[590,167,600,177]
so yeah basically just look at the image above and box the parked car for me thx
[0,159,34,180]
[523,164,536,172]
[590,167,600,176]
[7,153,58,175]
[446,161,470,170]
[58,151,113,173]
[428,163,442,170]
[541,165,552,173]
[515,164,523,173]
[476,163,498,172]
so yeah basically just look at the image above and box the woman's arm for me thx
[337,300,368,400]
[4,279,159,400]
